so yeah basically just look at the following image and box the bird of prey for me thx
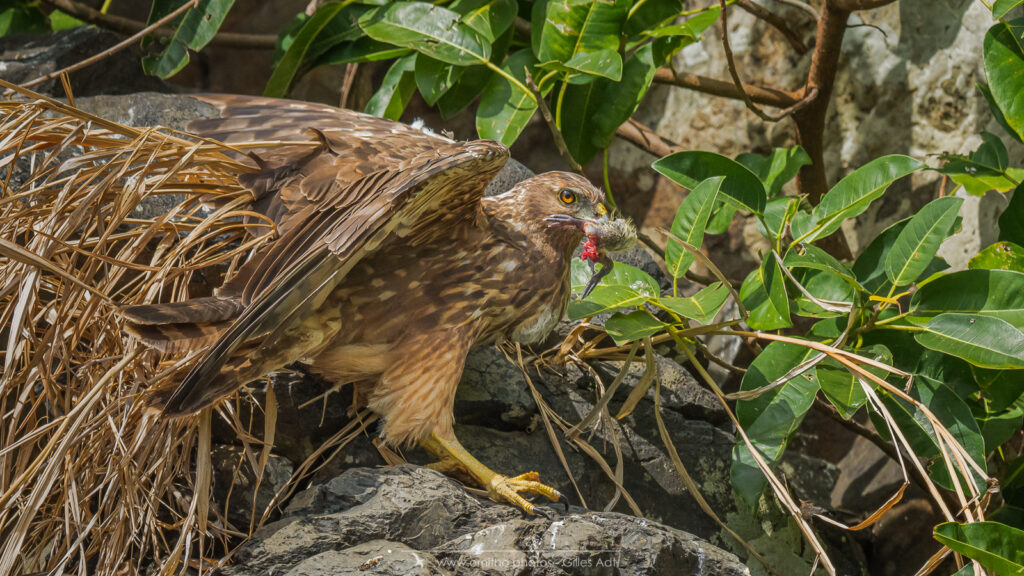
[119,94,635,514]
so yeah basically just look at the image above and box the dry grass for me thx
[0,82,279,575]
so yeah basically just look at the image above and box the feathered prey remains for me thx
[119,94,636,514]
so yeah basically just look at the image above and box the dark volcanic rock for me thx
[218,465,750,576]
[0,27,169,97]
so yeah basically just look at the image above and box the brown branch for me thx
[614,118,680,158]
[720,0,796,123]
[736,0,808,54]
[41,0,277,49]
[652,68,799,109]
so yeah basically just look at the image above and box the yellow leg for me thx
[420,431,563,515]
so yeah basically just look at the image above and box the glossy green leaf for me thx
[267,2,362,96]
[970,241,1024,271]
[853,218,949,295]
[1000,184,1024,246]
[364,54,417,120]
[476,50,539,146]
[562,43,659,164]
[791,267,855,318]
[449,0,516,42]
[315,37,412,66]
[939,132,1023,195]
[414,54,464,105]
[736,146,812,198]
[759,197,798,241]
[872,377,986,491]
[605,310,667,345]
[912,270,1024,328]
[569,259,660,319]
[934,522,1024,575]
[435,24,513,119]
[48,10,84,31]
[916,313,1024,369]
[739,267,792,330]
[659,282,730,324]
[979,82,1024,144]
[643,6,719,39]
[885,196,963,286]
[792,155,924,244]
[536,0,627,81]
[732,342,819,507]
[783,244,861,290]
[984,19,1024,141]
[360,2,489,66]
[142,0,236,79]
[665,177,722,279]
[624,0,683,36]
[817,345,890,419]
[653,151,767,215]
[760,252,790,323]
[994,0,1024,19]
[0,3,47,36]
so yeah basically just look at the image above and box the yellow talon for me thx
[420,432,563,515]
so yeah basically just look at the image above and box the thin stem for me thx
[602,147,618,211]
[555,81,568,132]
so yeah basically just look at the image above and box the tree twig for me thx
[833,0,898,9]
[525,73,584,173]
[40,0,277,49]
[614,118,680,158]
[24,0,202,89]
[652,68,799,108]
[736,0,808,54]
[767,0,821,19]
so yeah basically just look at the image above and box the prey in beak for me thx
[546,206,637,298]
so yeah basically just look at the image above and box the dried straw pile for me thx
[0,83,278,575]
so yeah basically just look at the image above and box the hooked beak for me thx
[545,203,609,230]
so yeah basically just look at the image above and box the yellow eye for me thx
[559,189,577,204]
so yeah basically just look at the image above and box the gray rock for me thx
[592,355,728,426]
[484,159,535,196]
[219,465,750,576]
[455,347,538,430]
[0,27,169,97]
[210,444,294,530]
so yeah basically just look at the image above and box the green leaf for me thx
[561,43,658,164]
[885,196,963,286]
[0,3,46,36]
[978,406,1023,451]
[979,82,1024,144]
[48,10,85,31]
[916,313,1024,369]
[939,132,1022,195]
[760,252,790,323]
[142,0,236,79]
[994,0,1024,19]
[934,522,1024,575]
[315,37,412,66]
[653,151,767,215]
[732,342,819,507]
[791,267,855,318]
[414,54,464,105]
[449,0,516,42]
[739,267,792,330]
[644,6,719,40]
[736,146,812,198]
[970,241,1024,272]
[984,19,1024,141]
[360,1,490,66]
[817,345,891,419]
[659,282,730,324]
[476,50,539,146]
[569,259,660,319]
[536,0,628,81]
[853,217,949,295]
[872,377,986,491]
[760,197,798,241]
[604,310,667,345]
[364,54,417,120]
[665,177,722,279]
[1000,184,1024,246]
[912,270,1024,328]
[792,155,924,244]
[266,2,355,96]
[783,244,861,290]
[624,0,683,37]
[973,366,1024,411]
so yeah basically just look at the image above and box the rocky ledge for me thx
[219,464,750,576]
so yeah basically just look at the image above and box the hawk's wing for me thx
[188,94,453,226]
[160,138,508,414]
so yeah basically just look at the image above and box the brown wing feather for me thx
[161,139,509,415]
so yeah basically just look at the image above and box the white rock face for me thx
[618,0,1021,271]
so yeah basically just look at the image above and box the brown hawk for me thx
[119,94,635,514]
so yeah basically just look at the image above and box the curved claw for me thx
[487,471,563,515]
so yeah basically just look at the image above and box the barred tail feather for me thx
[119,296,244,325]
[124,320,232,356]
